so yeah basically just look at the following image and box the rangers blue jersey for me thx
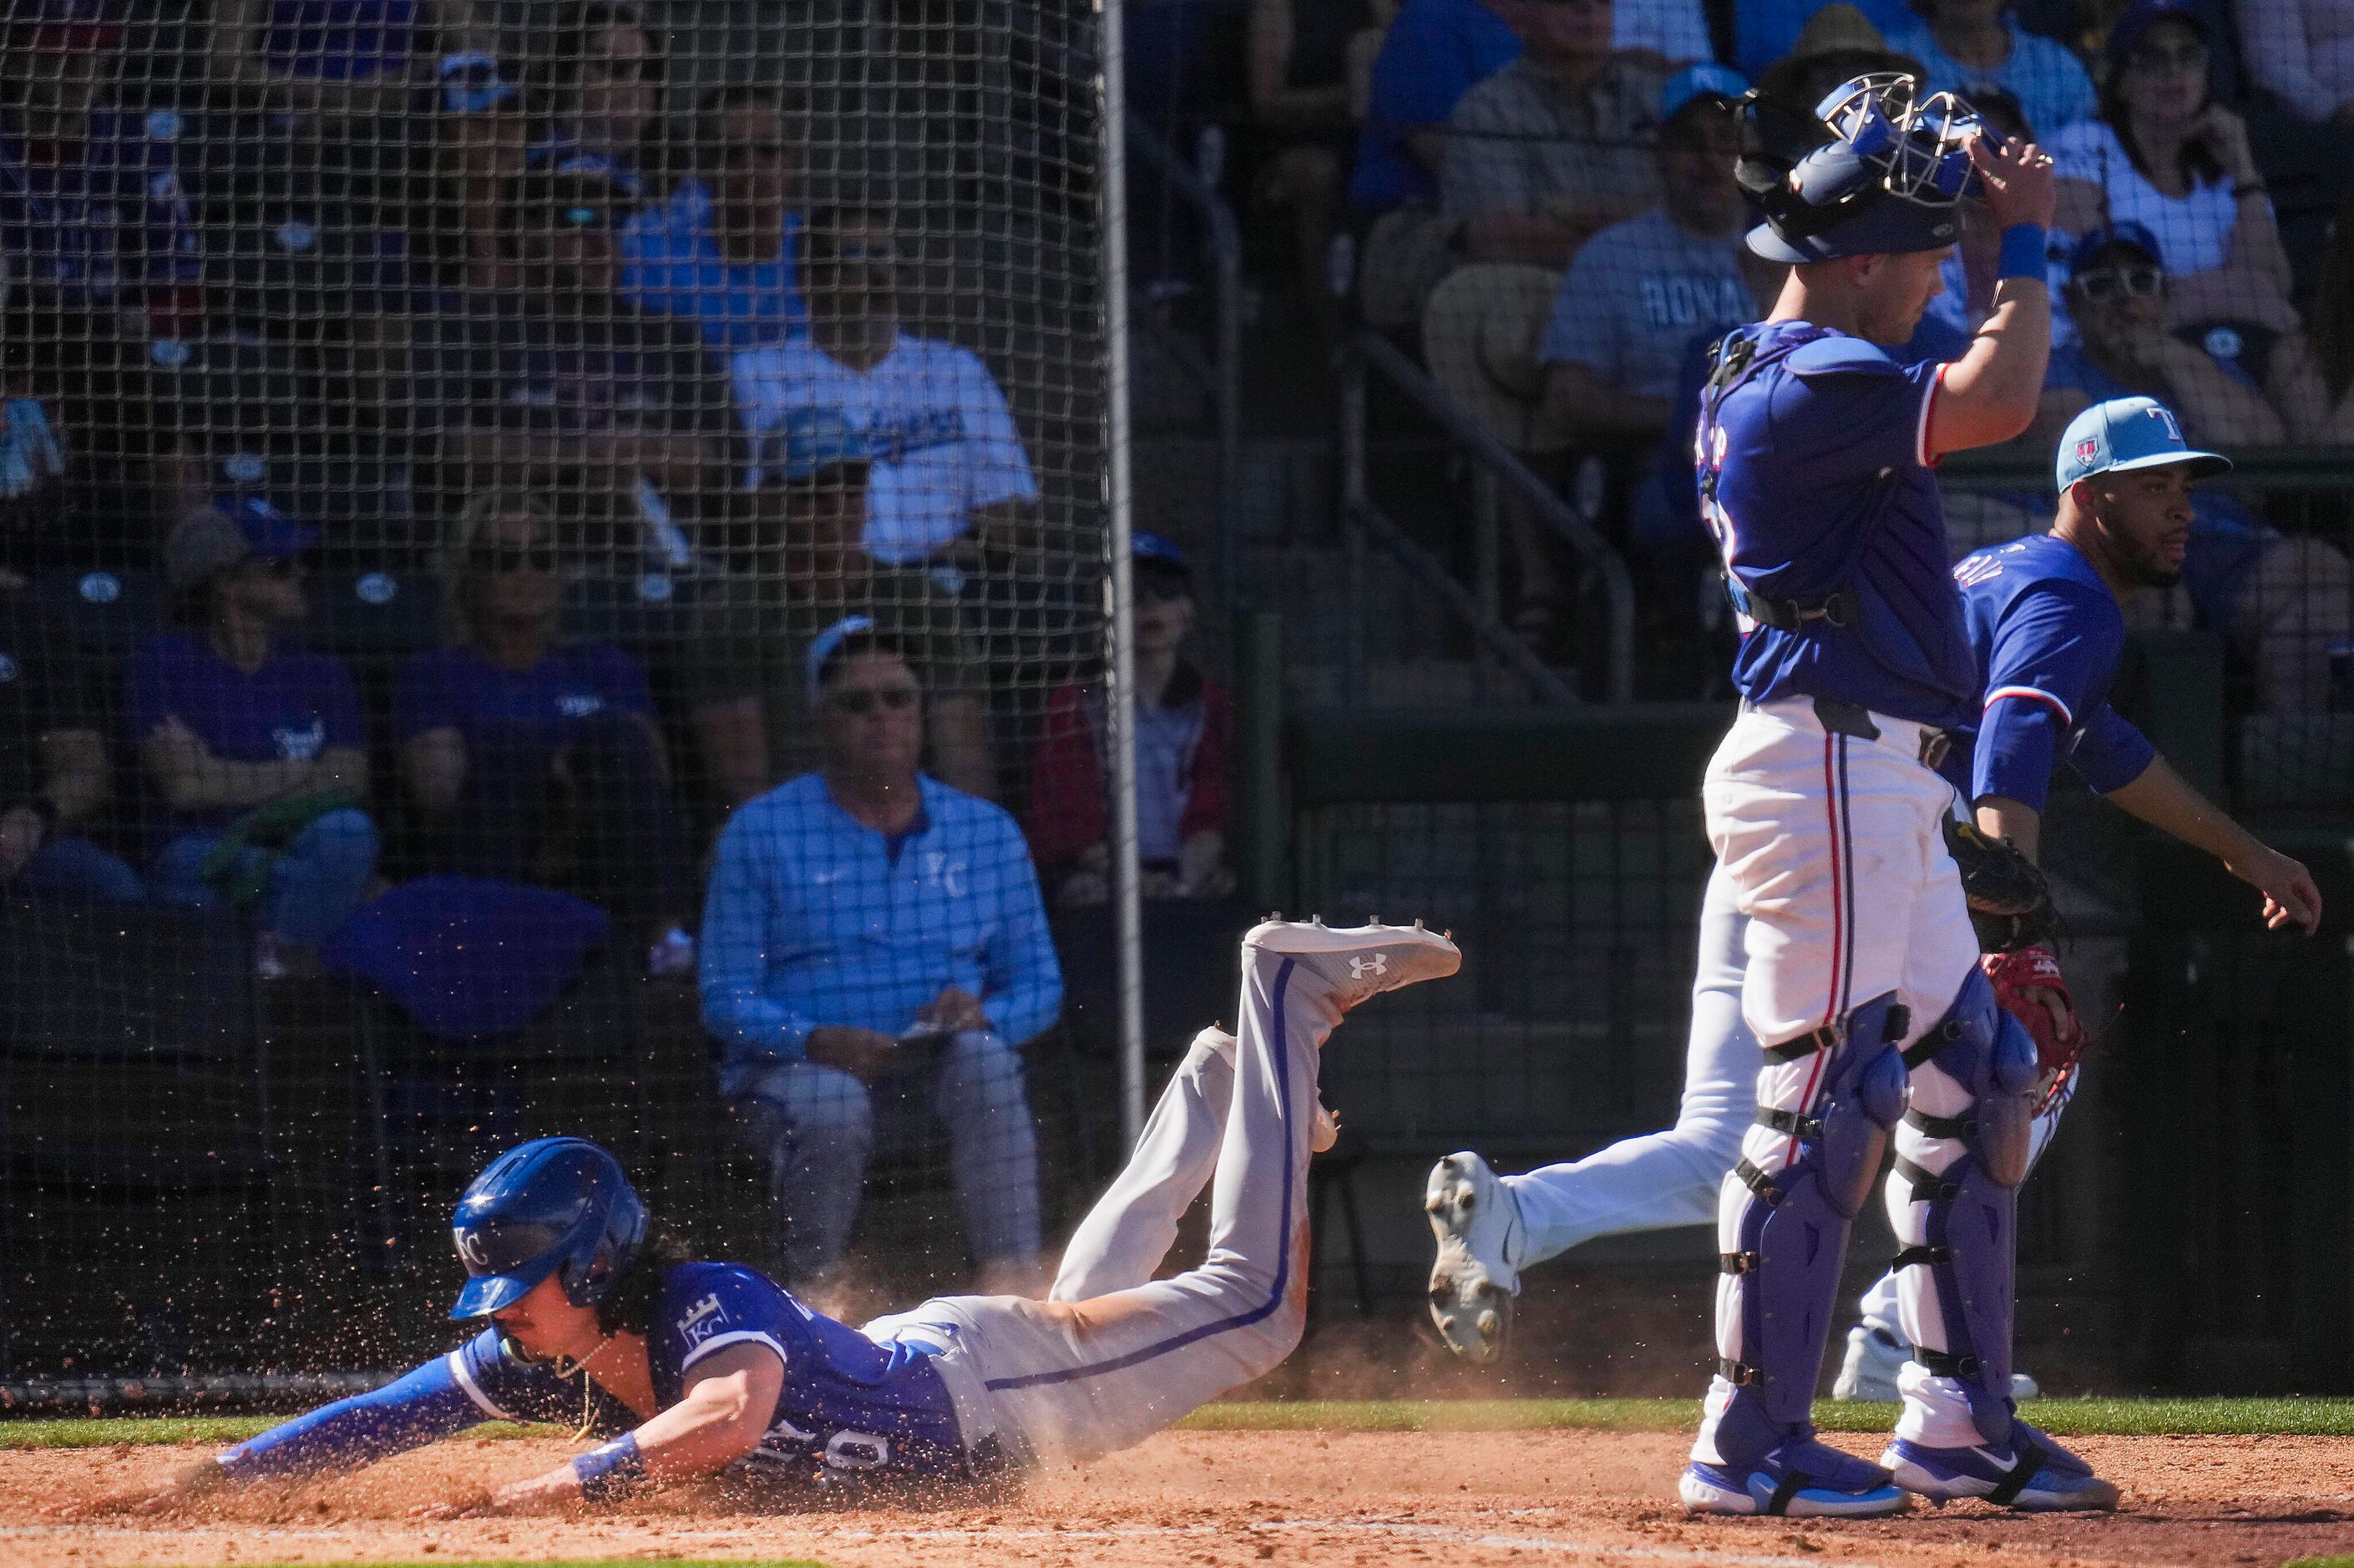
[1698,321,1979,730]
[218,1262,974,1486]
[1939,533,2156,812]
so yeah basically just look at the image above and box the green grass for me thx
[11,1397,2354,1452]
[1172,1396,2354,1438]
[2284,1560,2354,1568]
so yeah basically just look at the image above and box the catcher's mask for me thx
[1741,73,1994,263]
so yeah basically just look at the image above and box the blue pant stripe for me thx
[981,959,1298,1392]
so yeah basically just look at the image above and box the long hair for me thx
[2099,22,2223,190]
[438,488,557,648]
[595,1227,701,1336]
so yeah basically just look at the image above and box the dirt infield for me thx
[3,1429,2351,1568]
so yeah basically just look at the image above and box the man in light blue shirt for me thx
[701,618,1061,1295]
[620,87,807,348]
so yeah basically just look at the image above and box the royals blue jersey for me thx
[1937,533,2156,812]
[217,1262,975,1487]
[1698,321,1979,729]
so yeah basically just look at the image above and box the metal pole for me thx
[1099,0,1147,1151]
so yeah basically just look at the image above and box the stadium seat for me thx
[31,568,164,650]
[305,565,440,657]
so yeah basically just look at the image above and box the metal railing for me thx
[1338,329,1635,704]
[1123,110,1242,611]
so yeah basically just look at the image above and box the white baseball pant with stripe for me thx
[863,941,1328,1465]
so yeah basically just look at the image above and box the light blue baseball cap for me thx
[2053,396,2230,492]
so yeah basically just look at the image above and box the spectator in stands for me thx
[1028,534,1233,910]
[0,584,140,901]
[1750,5,1924,127]
[620,86,807,349]
[0,2,203,342]
[206,0,505,123]
[1886,0,2095,139]
[415,38,530,291]
[731,207,1039,572]
[394,489,691,975]
[2051,0,2293,297]
[444,167,726,564]
[700,619,1061,1297]
[2048,223,2332,443]
[1615,0,1713,68]
[1247,0,1383,337]
[1533,64,1749,461]
[1348,0,1521,327]
[1438,0,1665,268]
[523,2,667,201]
[689,409,996,808]
[134,498,377,973]
[1729,0,1919,77]
[2238,0,2354,126]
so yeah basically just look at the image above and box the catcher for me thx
[1429,393,2321,1419]
[73,917,1458,1516]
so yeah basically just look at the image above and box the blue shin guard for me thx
[1889,965,2041,1444]
[1711,992,1910,1468]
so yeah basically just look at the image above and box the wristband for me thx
[1996,223,2047,283]
[571,1433,646,1500]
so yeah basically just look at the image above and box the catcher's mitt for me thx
[1981,943,2088,1110]
[1942,816,2058,952]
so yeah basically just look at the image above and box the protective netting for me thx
[0,0,1156,1379]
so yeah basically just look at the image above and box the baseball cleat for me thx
[1834,1325,2040,1402]
[1244,917,1460,1013]
[1881,1423,2117,1511]
[1679,1437,1911,1518]
[1425,1151,1522,1363]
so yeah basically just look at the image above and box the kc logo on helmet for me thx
[454,1228,490,1267]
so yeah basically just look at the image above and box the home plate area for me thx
[6,1426,2353,1568]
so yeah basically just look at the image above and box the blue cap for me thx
[223,493,320,556]
[2054,396,2230,491]
[2106,0,2206,68]
[766,406,875,484]
[1663,62,1748,123]
[2068,221,2162,279]
[805,612,878,701]
[1133,531,1190,572]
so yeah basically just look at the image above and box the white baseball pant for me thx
[863,940,1329,1465]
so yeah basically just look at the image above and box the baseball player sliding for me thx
[78,918,1457,1516]
[1440,72,2084,1520]
[1425,391,2323,1437]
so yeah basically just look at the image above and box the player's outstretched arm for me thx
[1926,135,2058,459]
[48,1342,512,1518]
[2105,757,2323,932]
[413,1340,787,1518]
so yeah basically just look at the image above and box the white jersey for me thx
[732,331,1039,564]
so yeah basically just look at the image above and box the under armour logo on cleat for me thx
[1349,953,1388,979]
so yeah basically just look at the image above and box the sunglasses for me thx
[582,54,661,83]
[2073,265,2164,302]
[2128,41,2209,73]
[826,685,919,716]
[472,543,560,574]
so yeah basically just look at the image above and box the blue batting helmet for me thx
[448,1137,648,1320]
[1745,73,1989,263]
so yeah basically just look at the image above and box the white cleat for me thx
[1243,916,1461,1013]
[1425,1151,1523,1364]
[1833,1324,2041,1402]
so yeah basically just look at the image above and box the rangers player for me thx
[1435,72,2081,1518]
[1428,389,2325,1503]
[85,917,1456,1515]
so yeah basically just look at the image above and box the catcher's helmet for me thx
[448,1137,649,1319]
[1743,73,1992,263]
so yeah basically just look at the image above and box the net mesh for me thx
[0,0,1137,1379]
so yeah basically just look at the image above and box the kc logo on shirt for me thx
[676,1292,730,1348]
[273,718,326,761]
